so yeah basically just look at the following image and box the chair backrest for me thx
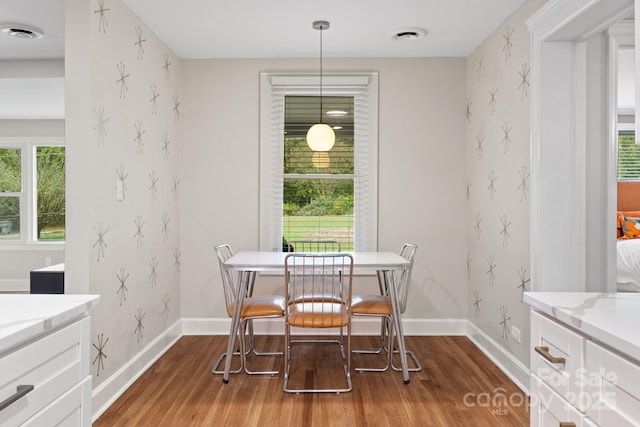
[288,240,342,253]
[284,253,353,328]
[215,244,236,316]
[396,243,417,314]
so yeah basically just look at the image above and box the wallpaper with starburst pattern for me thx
[81,0,182,385]
[466,0,545,367]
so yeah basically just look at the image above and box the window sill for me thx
[0,242,65,251]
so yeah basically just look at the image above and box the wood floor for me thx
[94,335,529,427]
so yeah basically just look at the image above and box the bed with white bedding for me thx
[617,239,640,292]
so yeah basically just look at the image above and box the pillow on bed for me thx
[621,216,640,239]
[617,211,640,238]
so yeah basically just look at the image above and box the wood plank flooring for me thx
[94,335,529,427]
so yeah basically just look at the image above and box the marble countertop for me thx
[523,292,640,363]
[0,294,100,356]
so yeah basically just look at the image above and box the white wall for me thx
[179,58,468,320]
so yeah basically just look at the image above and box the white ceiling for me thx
[1,0,528,61]
[0,0,528,119]
[119,0,528,59]
[0,0,65,60]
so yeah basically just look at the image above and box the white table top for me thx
[0,294,100,356]
[523,292,640,363]
[225,251,409,272]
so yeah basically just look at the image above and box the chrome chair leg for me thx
[239,320,280,376]
[354,316,393,372]
[211,329,244,374]
[391,349,422,372]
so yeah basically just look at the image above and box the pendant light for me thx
[306,20,335,152]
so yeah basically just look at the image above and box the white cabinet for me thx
[585,341,640,426]
[530,310,591,426]
[0,295,98,427]
[530,375,595,427]
[526,292,640,427]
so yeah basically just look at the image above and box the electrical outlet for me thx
[511,326,521,343]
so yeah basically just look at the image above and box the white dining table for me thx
[221,251,412,384]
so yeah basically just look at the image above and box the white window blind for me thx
[618,132,640,180]
[259,73,378,252]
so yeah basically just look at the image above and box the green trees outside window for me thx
[618,133,640,180]
[0,148,21,239]
[0,145,65,241]
[283,137,355,250]
[36,146,65,240]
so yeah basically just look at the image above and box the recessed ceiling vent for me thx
[389,27,427,42]
[0,24,44,40]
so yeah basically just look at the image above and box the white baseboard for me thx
[91,320,182,422]
[0,279,29,292]
[465,320,530,394]
[92,317,529,421]
[181,317,469,336]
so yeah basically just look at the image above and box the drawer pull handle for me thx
[559,423,576,427]
[535,346,566,365]
[0,385,35,412]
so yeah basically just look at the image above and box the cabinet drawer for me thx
[585,340,640,426]
[22,376,91,427]
[531,310,585,410]
[531,375,592,427]
[0,317,89,426]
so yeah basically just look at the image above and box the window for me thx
[259,73,378,252]
[283,95,355,249]
[0,138,65,243]
[618,131,640,180]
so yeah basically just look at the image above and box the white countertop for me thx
[523,292,640,363]
[0,294,100,356]
[31,263,65,273]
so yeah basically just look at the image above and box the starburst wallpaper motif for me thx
[81,0,181,384]
[92,333,109,377]
[466,0,543,368]
[94,105,109,146]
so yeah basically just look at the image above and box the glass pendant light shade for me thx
[306,123,335,151]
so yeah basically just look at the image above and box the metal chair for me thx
[351,243,422,372]
[211,244,285,376]
[288,240,343,304]
[287,239,341,252]
[283,253,354,393]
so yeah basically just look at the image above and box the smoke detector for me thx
[0,24,44,40]
[389,27,428,42]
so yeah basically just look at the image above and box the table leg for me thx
[384,269,410,384]
[222,270,248,383]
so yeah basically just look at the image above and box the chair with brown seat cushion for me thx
[283,253,354,393]
[351,243,422,372]
[211,244,285,376]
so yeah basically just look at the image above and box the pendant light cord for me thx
[319,25,323,124]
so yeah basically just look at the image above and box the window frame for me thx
[0,136,65,248]
[259,72,378,252]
